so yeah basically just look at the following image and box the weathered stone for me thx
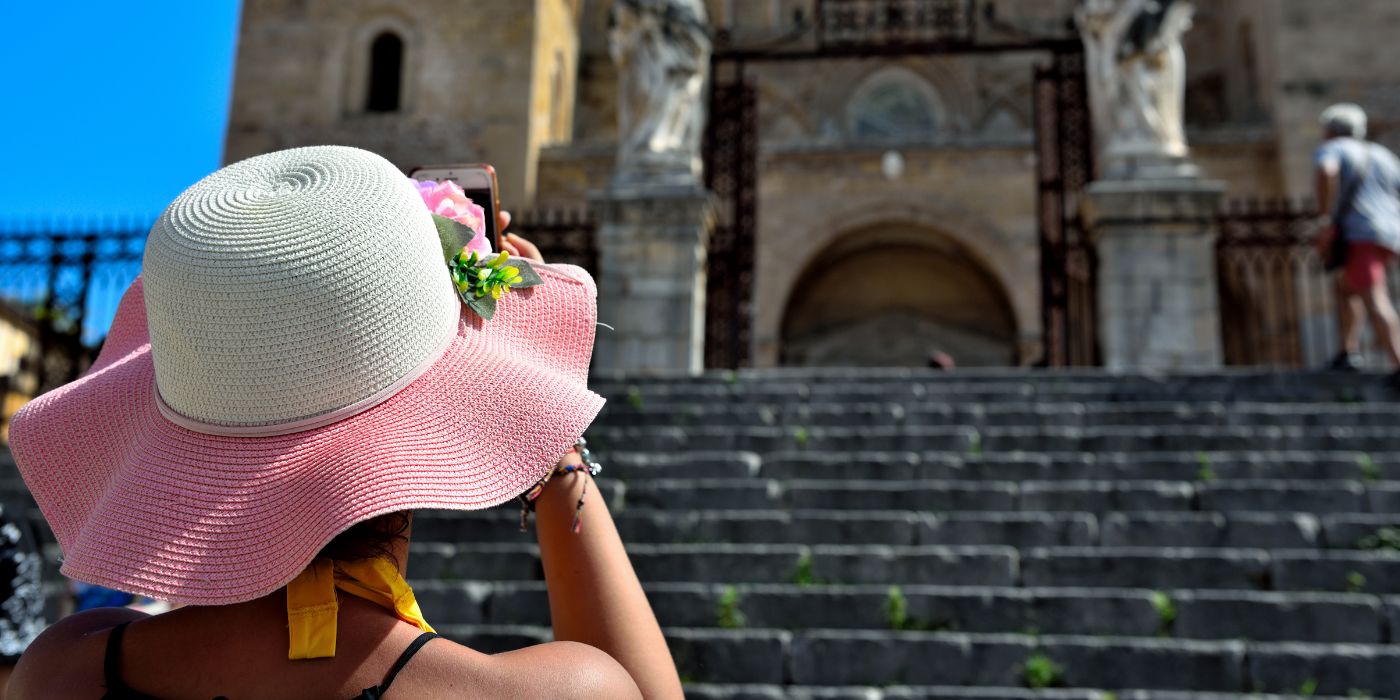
[628,544,806,583]
[667,628,791,684]
[918,513,1098,548]
[789,631,1032,686]
[1271,551,1400,593]
[1022,548,1270,590]
[1198,481,1366,514]
[1020,481,1195,512]
[810,546,1018,586]
[1173,591,1384,643]
[1247,642,1400,697]
[1041,636,1247,691]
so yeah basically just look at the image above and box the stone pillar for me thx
[588,185,714,374]
[1082,179,1227,371]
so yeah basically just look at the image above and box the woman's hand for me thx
[497,210,546,263]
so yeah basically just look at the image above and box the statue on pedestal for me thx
[1076,0,1196,178]
[609,0,711,189]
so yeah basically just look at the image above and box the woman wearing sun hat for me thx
[4,146,682,698]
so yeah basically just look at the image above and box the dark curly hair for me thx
[315,511,412,566]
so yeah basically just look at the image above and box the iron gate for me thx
[1033,50,1099,367]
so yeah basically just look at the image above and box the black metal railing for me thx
[0,218,149,397]
[512,207,598,274]
[1215,197,1352,368]
[0,209,598,434]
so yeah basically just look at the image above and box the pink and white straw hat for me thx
[8,146,604,605]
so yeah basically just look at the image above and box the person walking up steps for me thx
[1314,103,1400,382]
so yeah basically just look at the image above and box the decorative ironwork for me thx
[0,220,148,395]
[513,207,599,274]
[702,74,758,369]
[1034,49,1099,367]
[0,211,597,404]
[817,0,976,48]
[1215,198,1336,367]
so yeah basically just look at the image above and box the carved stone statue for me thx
[609,0,711,188]
[1077,0,1196,178]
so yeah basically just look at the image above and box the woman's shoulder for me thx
[403,638,643,700]
[8,606,149,699]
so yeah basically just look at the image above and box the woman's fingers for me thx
[506,233,545,263]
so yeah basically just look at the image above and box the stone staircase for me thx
[9,369,1400,698]
[417,370,1400,699]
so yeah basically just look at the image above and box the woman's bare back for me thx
[10,593,636,699]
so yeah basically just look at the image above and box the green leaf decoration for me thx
[432,213,479,264]
[511,259,544,288]
[443,242,545,322]
[465,292,497,320]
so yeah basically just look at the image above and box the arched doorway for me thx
[779,225,1019,367]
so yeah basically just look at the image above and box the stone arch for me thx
[846,65,947,142]
[755,197,1037,366]
[779,223,1020,367]
[342,12,422,116]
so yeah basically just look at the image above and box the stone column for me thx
[588,184,714,374]
[1082,179,1226,371]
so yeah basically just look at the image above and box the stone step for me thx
[748,451,1400,482]
[413,580,1395,644]
[679,685,1360,700]
[616,478,1398,515]
[597,401,1400,430]
[408,542,1019,586]
[585,426,1400,455]
[408,543,1400,591]
[413,509,1399,551]
[433,624,1400,695]
[589,371,1395,404]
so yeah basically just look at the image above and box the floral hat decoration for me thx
[414,178,543,321]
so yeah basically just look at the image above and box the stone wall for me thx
[225,0,568,205]
[754,145,1041,367]
[1269,0,1400,195]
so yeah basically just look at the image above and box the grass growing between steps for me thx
[883,586,948,632]
[715,585,746,629]
[1357,453,1380,483]
[1151,591,1177,637]
[1022,652,1064,689]
[1194,451,1215,482]
[791,553,824,586]
[1356,526,1400,551]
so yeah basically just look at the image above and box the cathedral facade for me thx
[226,0,1400,367]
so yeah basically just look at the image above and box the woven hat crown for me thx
[142,146,459,429]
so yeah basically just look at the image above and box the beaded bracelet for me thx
[519,438,603,534]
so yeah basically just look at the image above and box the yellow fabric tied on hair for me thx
[286,556,436,660]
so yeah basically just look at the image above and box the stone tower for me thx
[224,0,582,205]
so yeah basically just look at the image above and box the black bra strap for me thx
[373,632,439,696]
[103,621,132,693]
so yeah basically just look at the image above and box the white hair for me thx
[1321,103,1367,138]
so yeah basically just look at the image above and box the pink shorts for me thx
[1344,242,1395,293]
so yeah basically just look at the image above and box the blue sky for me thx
[0,1,243,226]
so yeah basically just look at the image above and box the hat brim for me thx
[9,264,604,605]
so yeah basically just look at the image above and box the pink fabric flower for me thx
[414,179,491,255]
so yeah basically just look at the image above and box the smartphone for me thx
[409,164,502,252]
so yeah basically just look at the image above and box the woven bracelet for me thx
[518,438,603,534]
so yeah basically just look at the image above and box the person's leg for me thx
[1356,245,1400,368]
[1363,285,1400,368]
[1337,275,1364,357]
